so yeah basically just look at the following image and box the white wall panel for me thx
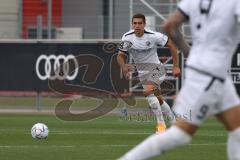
[0,0,18,38]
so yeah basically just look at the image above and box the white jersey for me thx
[119,29,168,64]
[178,0,240,78]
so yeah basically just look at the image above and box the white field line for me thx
[0,143,226,148]
[0,145,75,148]
[51,131,228,137]
[0,130,227,137]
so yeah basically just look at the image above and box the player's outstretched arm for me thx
[116,51,126,68]
[162,10,190,57]
[117,51,131,80]
[165,39,181,77]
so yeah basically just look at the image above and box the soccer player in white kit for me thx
[119,0,240,159]
[117,13,181,133]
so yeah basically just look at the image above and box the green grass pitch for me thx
[0,114,227,160]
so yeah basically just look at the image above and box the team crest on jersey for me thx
[119,41,133,51]
[146,41,151,46]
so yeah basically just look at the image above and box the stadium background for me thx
[0,0,239,160]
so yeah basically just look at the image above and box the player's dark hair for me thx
[132,13,146,24]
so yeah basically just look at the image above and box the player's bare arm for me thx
[117,51,132,80]
[162,10,190,57]
[165,39,181,77]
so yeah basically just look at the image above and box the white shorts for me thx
[135,63,166,87]
[173,68,240,126]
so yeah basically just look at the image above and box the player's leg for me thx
[154,89,176,126]
[215,106,240,160]
[118,69,213,160]
[143,81,167,133]
[150,67,176,128]
[216,106,240,131]
[119,81,200,160]
[214,77,240,160]
[118,119,197,160]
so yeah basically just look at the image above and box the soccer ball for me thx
[31,123,49,139]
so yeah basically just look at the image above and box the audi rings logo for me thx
[35,54,79,80]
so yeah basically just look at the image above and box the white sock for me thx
[228,128,240,160]
[119,126,192,160]
[161,101,176,125]
[146,94,165,124]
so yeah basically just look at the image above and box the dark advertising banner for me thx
[0,42,239,95]
[0,42,119,92]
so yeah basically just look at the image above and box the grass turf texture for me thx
[0,114,227,160]
[0,96,150,109]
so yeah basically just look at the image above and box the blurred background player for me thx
[117,13,180,133]
[119,0,240,159]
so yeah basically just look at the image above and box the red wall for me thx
[22,0,62,38]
